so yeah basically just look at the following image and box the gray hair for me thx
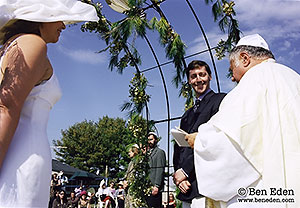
[229,45,275,66]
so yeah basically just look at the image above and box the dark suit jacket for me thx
[173,90,226,202]
[149,146,166,191]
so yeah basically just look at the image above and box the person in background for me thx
[52,190,68,208]
[58,170,68,191]
[75,185,83,198]
[67,191,79,208]
[96,180,113,208]
[108,181,116,207]
[50,173,61,208]
[172,60,226,208]
[0,0,98,207]
[146,132,166,208]
[52,173,62,192]
[115,181,125,208]
[87,191,97,208]
[124,144,140,208]
[163,193,176,208]
[78,191,89,208]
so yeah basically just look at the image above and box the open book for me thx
[170,127,190,147]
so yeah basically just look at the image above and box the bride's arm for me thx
[0,34,48,170]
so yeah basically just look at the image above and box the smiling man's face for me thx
[188,66,212,98]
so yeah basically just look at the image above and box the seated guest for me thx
[52,190,68,208]
[78,191,89,208]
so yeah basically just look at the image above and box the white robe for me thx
[194,59,300,208]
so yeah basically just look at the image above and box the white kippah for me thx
[0,0,99,43]
[148,132,158,139]
[236,34,269,50]
[132,144,139,149]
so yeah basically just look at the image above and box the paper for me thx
[171,127,190,147]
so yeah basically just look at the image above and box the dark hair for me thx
[55,190,68,204]
[1,20,41,44]
[185,60,212,79]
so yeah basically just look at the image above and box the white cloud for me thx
[283,40,291,50]
[185,30,229,66]
[57,45,107,65]
[235,0,300,24]
[276,47,300,65]
[186,30,227,55]
[235,0,300,40]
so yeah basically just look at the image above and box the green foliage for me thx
[126,113,155,206]
[179,81,194,111]
[175,187,183,208]
[121,73,150,116]
[53,116,135,179]
[149,17,186,87]
[127,113,154,141]
[205,0,241,59]
[126,152,152,207]
[81,2,110,44]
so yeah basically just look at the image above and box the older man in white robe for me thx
[186,34,300,208]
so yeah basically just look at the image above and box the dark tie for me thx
[194,99,201,112]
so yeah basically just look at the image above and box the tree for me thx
[53,116,135,179]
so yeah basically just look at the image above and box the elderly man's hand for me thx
[185,132,198,149]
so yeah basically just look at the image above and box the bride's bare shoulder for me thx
[2,34,49,76]
[15,34,47,57]
[10,35,49,70]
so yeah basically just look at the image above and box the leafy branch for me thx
[205,0,241,59]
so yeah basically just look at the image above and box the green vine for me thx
[179,81,194,111]
[121,73,150,116]
[149,17,187,87]
[205,0,241,60]
[126,114,155,207]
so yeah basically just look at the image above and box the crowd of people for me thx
[48,176,175,208]
[48,178,124,208]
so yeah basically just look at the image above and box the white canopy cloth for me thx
[0,0,99,43]
[195,59,300,208]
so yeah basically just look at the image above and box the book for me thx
[170,127,190,147]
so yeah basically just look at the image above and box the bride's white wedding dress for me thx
[0,41,62,207]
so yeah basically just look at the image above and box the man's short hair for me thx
[185,60,212,79]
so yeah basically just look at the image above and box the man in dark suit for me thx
[172,60,226,208]
[147,132,166,208]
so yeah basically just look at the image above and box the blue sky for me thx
[47,0,300,166]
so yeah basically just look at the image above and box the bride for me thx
[0,0,98,206]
